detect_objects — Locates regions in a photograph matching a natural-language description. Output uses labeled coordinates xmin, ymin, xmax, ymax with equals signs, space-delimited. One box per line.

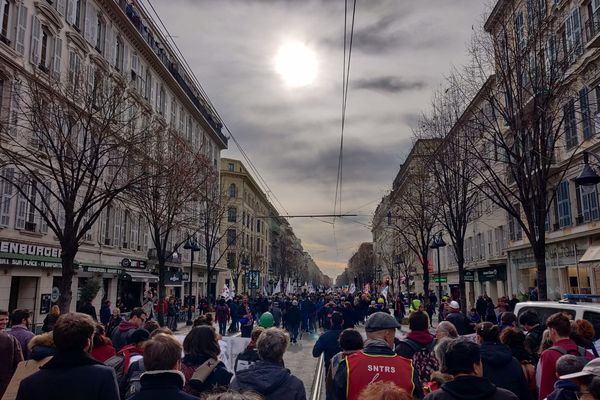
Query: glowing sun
xmin=274 ymin=41 xmax=318 ymax=87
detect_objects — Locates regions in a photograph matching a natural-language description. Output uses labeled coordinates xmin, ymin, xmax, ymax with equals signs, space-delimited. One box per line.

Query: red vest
xmin=346 ymin=351 xmax=415 ymax=400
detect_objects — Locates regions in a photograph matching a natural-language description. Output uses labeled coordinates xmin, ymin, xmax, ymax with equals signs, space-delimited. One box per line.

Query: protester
xmin=326 ymin=328 xmax=364 ymax=399
xmin=500 ymin=327 xmax=536 ymax=398
xmin=499 ymin=312 xmax=518 ymax=334
xmin=231 ymin=327 xmax=306 ymax=400
xmin=42 ymin=305 xmax=60 ymax=333
xmin=270 ymin=302 xmax=282 ymax=328
xmin=445 ymin=301 xmax=473 ymax=335
xmin=106 ymin=307 xmax=122 ymax=335
xmin=100 ymin=300 xmax=112 ymax=326
xmin=91 ymin=324 xmax=116 ymax=363
xmin=518 ymin=310 xmax=545 ymax=364
xmin=27 ymin=332 xmax=56 ymax=362
xmin=396 ymin=311 xmax=439 ymax=385
xmin=436 ymin=321 xmax=458 ymax=341
xmin=476 ymin=322 xmax=530 ymax=400
xmin=424 ymin=337 xmax=519 ymax=400
xmin=539 ymin=313 xmax=595 ymax=400
xmin=166 ymin=297 xmax=178 ymax=332
xmin=181 ymin=325 xmax=232 ymax=395
xmin=332 ymin=312 xmax=422 ymax=400
xmin=469 ymin=308 xmax=481 ymax=324
xmin=15 ymin=312 xmax=119 ymax=400
xmin=239 ymin=296 xmax=254 ymax=338
xmin=0 ymin=328 xmax=22 ymax=397
xmin=127 ymin=333 xmax=196 ymax=400
xmin=235 ymin=327 xmax=264 ymax=373
xmin=216 ymin=298 xmax=231 ymax=336
xmin=359 ymin=381 xmax=412 ymax=400
xmin=557 ymin=357 xmax=600 ymax=400
xmin=143 ymin=320 xmax=160 ymax=335
xmin=423 ymin=338 xmax=455 ymax=394
xmin=203 ymin=390 xmax=265 ymax=400
xmin=572 ymin=320 xmax=599 ymax=358
xmin=286 ymin=300 xmax=302 ymax=343
xmin=546 ymin=355 xmax=588 ymax=400
xmin=312 ymin=311 xmax=343 ymax=370
xmin=0 ymin=309 xmax=9 ymax=330
xmin=111 ymin=307 xmax=147 ymax=351
xmin=9 ymin=310 xmax=34 ymax=360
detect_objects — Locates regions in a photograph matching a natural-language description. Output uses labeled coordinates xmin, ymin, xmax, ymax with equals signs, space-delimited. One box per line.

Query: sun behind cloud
xmin=274 ymin=40 xmax=318 ymax=87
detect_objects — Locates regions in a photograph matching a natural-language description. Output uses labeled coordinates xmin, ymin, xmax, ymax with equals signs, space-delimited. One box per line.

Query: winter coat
xmin=480 ymin=342 xmax=531 ymax=400
xmin=0 ymin=331 xmax=22 ymax=398
xmin=424 ymin=375 xmax=519 ymax=400
xmin=15 ymin=351 xmax=119 ymax=400
xmin=9 ymin=326 xmax=34 ymax=360
xmin=41 ymin=314 xmax=59 ymax=333
xmin=78 ymin=302 xmax=98 ymax=321
xmin=445 ymin=311 xmax=474 ymax=336
xmin=100 ymin=305 xmax=112 ymax=326
xmin=91 ymin=336 xmax=116 ymax=363
xmin=271 ymin=306 xmax=282 ymax=327
xmin=312 ymin=328 xmax=342 ymax=370
xmin=230 ymin=360 xmax=306 ymax=400
xmin=27 ymin=333 xmax=56 ymax=361
xmin=524 ymin=325 xmax=545 ymax=364
xmin=106 ymin=316 xmax=122 ymax=336
xmin=215 ymin=305 xmax=230 ymax=323
xmin=124 ymin=370 xmax=196 ymax=400
xmin=546 ymin=379 xmax=580 ymax=400
xmin=111 ymin=320 xmax=138 ymax=351
xmin=286 ymin=306 xmax=302 ymax=327
xmin=180 ymin=354 xmax=233 ymax=395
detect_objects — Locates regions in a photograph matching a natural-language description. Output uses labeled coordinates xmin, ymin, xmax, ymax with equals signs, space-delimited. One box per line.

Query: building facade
xmin=0 ymin=0 xmax=226 ymax=328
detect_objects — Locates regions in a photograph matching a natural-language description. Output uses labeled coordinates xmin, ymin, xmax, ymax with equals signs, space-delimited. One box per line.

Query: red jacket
xmin=538 ymin=338 xmax=594 ymax=400
xmin=91 ymin=337 xmax=116 ymax=363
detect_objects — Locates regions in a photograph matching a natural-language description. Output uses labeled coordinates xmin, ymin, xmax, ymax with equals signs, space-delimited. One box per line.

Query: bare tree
xmin=458 ymin=2 xmax=585 ymax=300
xmin=0 ymin=71 xmax=149 ymax=312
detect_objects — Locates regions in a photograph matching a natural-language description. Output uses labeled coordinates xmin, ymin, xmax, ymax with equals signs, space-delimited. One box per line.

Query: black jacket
xmin=312 ymin=328 xmax=342 ymax=370
xmin=15 ymin=351 xmax=119 ymax=400
xmin=445 ymin=311 xmax=473 ymax=335
xmin=286 ymin=306 xmax=302 ymax=326
xmin=128 ymin=371 xmax=196 ymax=400
xmin=332 ymin=339 xmax=422 ymax=400
xmin=546 ymin=379 xmax=580 ymax=400
xmin=230 ymin=360 xmax=306 ymax=400
xmin=524 ymin=325 xmax=545 ymax=364
xmin=480 ymin=342 xmax=530 ymax=400
xmin=424 ymin=375 xmax=519 ymax=400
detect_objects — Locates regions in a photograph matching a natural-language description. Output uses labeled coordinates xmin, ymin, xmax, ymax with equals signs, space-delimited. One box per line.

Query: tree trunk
xmin=457 ymin=259 xmax=467 ymax=315
xmin=533 ymin=244 xmax=548 ymax=301
xmin=157 ymin=261 xmax=166 ymax=326
xmin=57 ymin=245 xmax=78 ymax=314
xmin=422 ymin=253 xmax=430 ymax=303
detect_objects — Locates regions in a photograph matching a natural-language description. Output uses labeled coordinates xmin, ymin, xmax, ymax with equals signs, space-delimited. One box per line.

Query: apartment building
xmin=0 ymin=0 xmax=227 ymax=326
xmin=219 ymin=158 xmax=272 ymax=293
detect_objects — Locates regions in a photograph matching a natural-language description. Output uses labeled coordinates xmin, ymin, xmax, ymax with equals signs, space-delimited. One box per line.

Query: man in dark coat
xmin=16 ymin=312 xmax=119 ymax=400
xmin=0 ymin=330 xmax=22 ymax=397
xmin=286 ymin=300 xmax=302 ymax=343
xmin=312 ymin=312 xmax=343 ymax=370
xmin=445 ymin=301 xmax=474 ymax=336
xmin=518 ymin=310 xmax=545 ymax=364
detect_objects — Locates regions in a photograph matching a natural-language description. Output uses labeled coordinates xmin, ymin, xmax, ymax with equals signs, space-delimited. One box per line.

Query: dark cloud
xmin=352 ymin=76 xmax=426 ymax=93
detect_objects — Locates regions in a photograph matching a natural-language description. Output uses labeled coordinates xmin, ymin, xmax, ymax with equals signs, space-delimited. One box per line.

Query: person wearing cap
xmin=546 ymin=355 xmax=589 ymax=400
xmin=556 ymin=357 xmax=600 ymax=400
xmin=445 ymin=301 xmax=473 ymax=336
xmin=332 ymin=312 xmax=422 ymax=400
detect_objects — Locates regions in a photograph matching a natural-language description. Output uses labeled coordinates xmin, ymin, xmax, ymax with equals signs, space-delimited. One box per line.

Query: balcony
xmin=585 ymin=10 xmax=600 ymax=48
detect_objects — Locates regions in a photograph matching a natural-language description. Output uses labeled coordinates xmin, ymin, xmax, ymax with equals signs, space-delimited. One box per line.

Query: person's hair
xmin=409 ymin=311 xmax=429 ymax=331
xmin=339 ymin=328 xmax=364 ymax=351
xmin=555 ymin=354 xmax=588 ymax=376
xmin=436 ymin=321 xmax=458 ymax=339
xmin=575 ymin=319 xmax=596 ymax=340
xmin=202 ymin=390 xmax=264 ymax=400
xmin=539 ymin=329 xmax=553 ymax=354
xmin=257 ymin=328 xmax=289 ymax=362
xmin=194 ymin=314 xmax=214 ymax=327
xmin=434 ymin=337 xmax=455 ymax=373
xmin=588 ymin=376 xmax=600 ymax=400
xmin=499 ymin=327 xmax=526 ymax=348
xmin=476 ymin=322 xmax=500 ymax=343
xmin=50 ymin=305 xmax=60 ymax=317
xmin=546 ymin=313 xmax=572 ymax=337
xmin=444 ymin=337 xmax=481 ymax=375
xmin=500 ymin=312 xmax=517 ymax=326
xmin=129 ymin=307 xmax=147 ymax=320
xmin=251 ymin=327 xmax=265 ymax=343
xmin=112 ymin=307 xmax=121 ymax=315
xmin=143 ymin=320 xmax=160 ymax=334
xmin=518 ymin=310 xmax=540 ymax=327
xmin=149 ymin=327 xmax=173 ymax=338
xmin=53 ymin=312 xmax=95 ymax=352
xmin=10 ymin=309 xmax=30 ymax=326
xmin=183 ymin=326 xmax=220 ymax=360
xmin=331 ymin=311 xmax=344 ymax=328
xmin=358 ymin=381 xmax=412 ymax=400
xmin=143 ymin=333 xmax=183 ymax=371
xmin=93 ymin=324 xmax=106 ymax=348
xmin=0 ymin=310 xmax=8 ymax=316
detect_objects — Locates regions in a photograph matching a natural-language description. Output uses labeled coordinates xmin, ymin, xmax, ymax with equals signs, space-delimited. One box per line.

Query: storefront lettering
xmin=0 ymin=258 xmax=60 ymax=268
xmin=0 ymin=241 xmax=60 ymax=258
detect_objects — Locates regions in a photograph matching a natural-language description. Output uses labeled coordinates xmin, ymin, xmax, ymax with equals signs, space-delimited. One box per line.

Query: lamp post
xmin=394 ymin=254 xmax=405 ymax=301
xmin=241 ymin=256 xmax=250 ymax=294
xmin=573 ymin=152 xmax=600 ymax=186
xmin=430 ymin=232 xmax=446 ymax=306
xmin=184 ymin=235 xmax=201 ymax=326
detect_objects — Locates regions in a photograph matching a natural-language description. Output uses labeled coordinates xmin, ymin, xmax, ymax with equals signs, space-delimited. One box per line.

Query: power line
xmin=141 ymin=0 xmax=289 ymax=217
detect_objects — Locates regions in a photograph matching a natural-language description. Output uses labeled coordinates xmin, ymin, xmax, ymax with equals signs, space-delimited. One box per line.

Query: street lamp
xmin=430 ymin=232 xmax=446 ymax=307
xmin=183 ymin=235 xmax=201 ymax=326
xmin=241 ymin=256 xmax=250 ymax=294
xmin=573 ymin=152 xmax=600 ymax=186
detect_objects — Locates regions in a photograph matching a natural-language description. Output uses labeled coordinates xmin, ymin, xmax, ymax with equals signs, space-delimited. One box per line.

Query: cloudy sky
xmin=152 ymin=0 xmax=490 ymax=280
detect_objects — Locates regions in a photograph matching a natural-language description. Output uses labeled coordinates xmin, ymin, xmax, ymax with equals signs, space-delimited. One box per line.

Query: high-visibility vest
xmin=345 ymin=351 xmax=415 ymax=400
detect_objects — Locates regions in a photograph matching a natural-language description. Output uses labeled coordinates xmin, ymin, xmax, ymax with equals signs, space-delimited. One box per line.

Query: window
xmin=30 ymin=14 xmax=41 ymax=66
xmin=54 ymin=0 xmax=66 ymax=16
xmin=579 ymin=184 xmax=600 ymax=223
xmin=95 ymin=14 xmax=105 ymax=53
xmin=115 ymin=36 xmax=124 ymax=71
xmin=508 ymin=205 xmax=523 ymax=241
xmin=39 ymin=27 xmax=49 ymax=71
xmin=122 ymin=210 xmax=129 ymax=248
xmin=103 ymin=206 xmax=112 ymax=245
xmin=0 ymin=166 xmax=14 ymax=227
xmin=84 ymin=2 xmax=97 ymax=46
xmin=256 ymin=219 xmax=260 ymax=233
xmin=1 ymin=0 xmax=11 ymax=44
xmin=564 ymin=99 xmax=578 ymax=149
xmin=228 ymin=163 xmax=234 ymax=172
xmin=170 ymin=99 xmax=177 ymax=127
xmin=227 ymin=229 xmax=236 ymax=246
xmin=515 ymin=11 xmax=525 ymax=49
xmin=228 ymin=207 xmax=237 ymax=223
xmin=565 ymin=7 xmax=583 ymax=63
xmin=74 ymin=0 xmax=82 ymax=30
xmin=556 ymin=180 xmax=572 ymax=228
xmin=15 ymin=4 xmax=26 ymax=54
xmin=228 ymin=183 xmax=237 ymax=198
xmin=178 ymin=106 xmax=184 ymax=133
xmin=158 ymin=86 xmax=165 ymax=115
xmin=68 ymin=49 xmax=81 ymax=88
xmin=581 ymin=87 xmax=593 ymax=139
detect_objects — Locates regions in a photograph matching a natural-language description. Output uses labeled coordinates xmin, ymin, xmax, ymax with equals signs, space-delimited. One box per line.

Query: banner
xmin=273 ymin=279 xmax=282 ymax=295
xmin=286 ymin=278 xmax=293 ymax=295
xmin=349 ymin=283 xmax=356 ymax=295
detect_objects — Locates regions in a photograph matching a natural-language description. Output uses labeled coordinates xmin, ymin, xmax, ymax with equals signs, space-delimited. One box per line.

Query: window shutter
xmin=15 ymin=5 xmax=27 ymax=54
xmin=572 ymin=8 xmax=582 ymax=56
xmin=52 ymin=37 xmax=62 ymax=78
xmin=122 ymin=42 xmax=129 ymax=73
xmin=0 ymin=167 xmax=14 ymax=227
xmin=15 ymin=176 xmax=27 ymax=229
xmin=111 ymin=29 xmax=117 ymax=66
xmin=113 ymin=208 xmax=121 ymax=246
xmin=66 ymin=0 xmax=76 ymax=24
xmin=30 ymin=15 xmax=41 ymax=65
xmin=104 ymin=24 xmax=113 ymax=64
xmin=38 ymin=183 xmax=49 ymax=233
xmin=84 ymin=1 xmax=92 ymax=43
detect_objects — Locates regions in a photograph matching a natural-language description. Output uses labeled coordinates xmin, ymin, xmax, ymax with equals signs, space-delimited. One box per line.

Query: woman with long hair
xmin=42 ymin=305 xmax=60 ymax=332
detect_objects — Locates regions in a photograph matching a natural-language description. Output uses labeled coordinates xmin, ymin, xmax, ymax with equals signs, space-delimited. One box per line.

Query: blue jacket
xmin=128 ymin=371 xmax=196 ymax=400
xmin=312 ymin=328 xmax=342 ymax=370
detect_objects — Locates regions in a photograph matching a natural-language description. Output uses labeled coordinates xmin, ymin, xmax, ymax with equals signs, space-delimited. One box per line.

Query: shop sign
xmin=165 ymin=271 xmax=183 ymax=286
xmin=478 ymin=265 xmax=507 ymax=282
xmin=51 ymin=287 xmax=60 ymax=302
xmin=40 ymin=294 xmax=51 ymax=314
xmin=464 ymin=271 xmax=475 ymax=282
xmin=120 ymin=258 xmax=147 ymax=269
xmin=432 ymin=275 xmax=447 ymax=283
xmin=83 ymin=266 xmax=121 ymax=274
xmin=0 ymin=258 xmax=61 ymax=268
xmin=182 ymin=273 xmax=190 ymax=281
xmin=247 ymin=271 xmax=260 ymax=289
xmin=0 ymin=240 xmax=61 ymax=258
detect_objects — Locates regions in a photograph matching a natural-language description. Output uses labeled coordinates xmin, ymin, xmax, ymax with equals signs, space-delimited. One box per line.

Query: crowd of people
xmin=1 ymin=289 xmax=600 ymax=400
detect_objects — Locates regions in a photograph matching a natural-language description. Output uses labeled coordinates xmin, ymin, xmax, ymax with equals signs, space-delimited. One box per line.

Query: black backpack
xmin=548 ymin=345 xmax=587 ymax=357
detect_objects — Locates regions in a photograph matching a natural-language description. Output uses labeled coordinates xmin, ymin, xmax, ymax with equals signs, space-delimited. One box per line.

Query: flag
xmin=381 ymin=285 xmax=389 ymax=299
xmin=286 ymin=278 xmax=293 ymax=295
xmin=308 ymin=283 xmax=315 ymax=294
xmin=273 ymin=279 xmax=282 ymax=295
xmin=227 ymin=284 xmax=235 ymax=301
xmin=349 ymin=283 xmax=356 ymax=295
xmin=221 ymin=284 xmax=230 ymax=299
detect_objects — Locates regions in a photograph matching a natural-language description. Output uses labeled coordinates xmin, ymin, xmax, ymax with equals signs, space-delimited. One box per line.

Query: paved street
xmin=284 ymin=330 xmax=321 ymax=395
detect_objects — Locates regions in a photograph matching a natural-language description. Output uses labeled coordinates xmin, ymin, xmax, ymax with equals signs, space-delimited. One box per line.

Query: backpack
xmin=105 ymin=346 xmax=140 ymax=380
xmin=400 ymin=338 xmax=439 ymax=384
xmin=548 ymin=345 xmax=587 ymax=357
xmin=124 ymin=359 xmax=145 ymax=399
xmin=520 ymin=360 xmax=537 ymax=400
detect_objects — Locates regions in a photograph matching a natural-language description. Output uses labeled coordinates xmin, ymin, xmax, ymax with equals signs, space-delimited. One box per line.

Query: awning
xmin=119 ymin=271 xmax=159 ymax=283
xmin=579 ymin=245 xmax=600 ymax=263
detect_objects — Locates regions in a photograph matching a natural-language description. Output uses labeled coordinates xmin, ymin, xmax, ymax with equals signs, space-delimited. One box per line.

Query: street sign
xmin=50 ymin=287 xmax=60 ymax=303
xmin=247 ymin=271 xmax=260 ymax=289
xmin=464 ymin=271 xmax=475 ymax=282
xmin=432 ymin=276 xmax=447 ymax=283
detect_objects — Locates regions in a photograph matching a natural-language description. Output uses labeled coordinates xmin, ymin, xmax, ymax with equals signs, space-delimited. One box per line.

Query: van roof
xmin=515 ymin=301 xmax=600 ymax=310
